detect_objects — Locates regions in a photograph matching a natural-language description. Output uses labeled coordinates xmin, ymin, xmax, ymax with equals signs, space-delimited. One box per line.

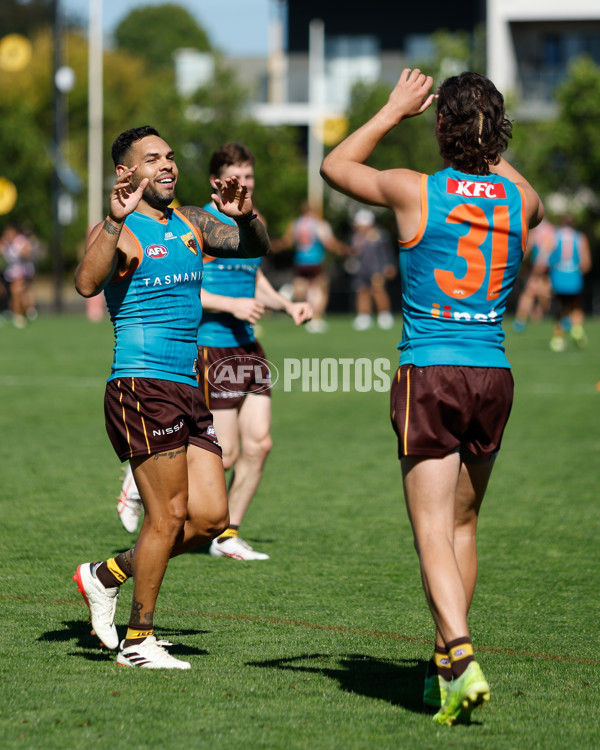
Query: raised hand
xmin=387 ymin=68 xmax=437 ymax=120
xmin=109 ymin=166 xmax=149 ymax=222
xmin=212 ymin=176 xmax=253 ymax=219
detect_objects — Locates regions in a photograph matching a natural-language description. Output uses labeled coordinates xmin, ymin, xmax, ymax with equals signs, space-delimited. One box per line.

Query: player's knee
xmin=261 ymin=433 xmax=273 ymax=459
xmin=145 ymin=496 xmax=187 ymax=538
xmin=203 ymin=509 xmax=230 ymax=539
xmin=168 ymin=496 xmax=189 ymax=529
xmin=244 ymin=433 xmax=272 ymax=463
xmin=221 ymin=445 xmax=240 ymax=471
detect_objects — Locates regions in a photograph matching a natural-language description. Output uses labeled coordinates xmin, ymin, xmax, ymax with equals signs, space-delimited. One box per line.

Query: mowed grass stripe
xmin=4 ymin=592 xmax=598 ymax=667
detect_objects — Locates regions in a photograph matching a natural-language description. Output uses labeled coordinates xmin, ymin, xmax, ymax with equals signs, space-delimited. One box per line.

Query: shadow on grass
xmin=38 ymin=620 xmax=210 ymax=660
xmin=248 ymin=653 xmax=429 ymax=713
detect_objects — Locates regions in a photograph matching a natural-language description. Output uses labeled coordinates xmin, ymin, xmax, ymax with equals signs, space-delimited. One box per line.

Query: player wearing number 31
xmin=321 ymin=69 xmax=543 ymax=725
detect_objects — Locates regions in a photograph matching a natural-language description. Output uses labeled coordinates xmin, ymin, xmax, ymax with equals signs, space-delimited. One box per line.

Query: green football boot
xmin=432 ymin=661 xmax=490 ymax=725
xmin=423 ymin=673 xmax=450 ymax=709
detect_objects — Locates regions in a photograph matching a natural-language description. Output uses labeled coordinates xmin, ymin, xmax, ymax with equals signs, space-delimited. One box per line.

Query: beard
xmin=129 ymin=172 xmax=175 ymax=209
xmin=142 ymin=181 xmax=175 ymax=210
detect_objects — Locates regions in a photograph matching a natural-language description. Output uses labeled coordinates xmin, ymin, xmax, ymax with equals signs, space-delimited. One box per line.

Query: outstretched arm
xmin=75 ymin=166 xmax=148 ymax=297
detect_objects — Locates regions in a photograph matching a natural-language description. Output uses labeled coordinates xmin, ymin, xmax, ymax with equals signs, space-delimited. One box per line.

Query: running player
xmin=277 ymin=201 xmax=345 ymax=333
xmin=321 ymin=70 xmax=543 ymax=724
xmin=512 ymin=217 xmax=555 ymax=332
xmin=73 ymin=126 xmax=270 ymax=669
xmin=543 ymin=215 xmax=592 ymax=351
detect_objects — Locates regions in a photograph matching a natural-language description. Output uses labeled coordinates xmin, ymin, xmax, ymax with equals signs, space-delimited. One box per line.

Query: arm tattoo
xmin=102 ymin=219 xmax=121 ymax=236
xmin=179 ymin=204 xmax=270 ymax=259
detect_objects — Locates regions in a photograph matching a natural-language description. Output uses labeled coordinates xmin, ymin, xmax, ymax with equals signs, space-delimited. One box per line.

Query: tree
xmin=510 ymin=55 xmax=600 ymax=246
xmin=0 ymin=15 xmax=308 ymax=268
xmin=0 ymin=0 xmax=53 ymax=36
xmin=113 ymin=3 xmax=212 ymax=71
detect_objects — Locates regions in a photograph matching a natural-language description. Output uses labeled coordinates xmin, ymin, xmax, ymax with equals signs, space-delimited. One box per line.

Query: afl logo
xmin=145 ymin=244 xmax=168 ymax=259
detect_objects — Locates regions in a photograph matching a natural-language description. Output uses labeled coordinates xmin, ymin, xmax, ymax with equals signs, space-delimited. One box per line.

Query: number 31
xmin=434 ymin=204 xmax=511 ymax=301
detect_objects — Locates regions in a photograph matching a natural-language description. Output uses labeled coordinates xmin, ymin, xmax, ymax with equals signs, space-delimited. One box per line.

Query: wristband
xmin=234 ymin=212 xmax=257 ymax=226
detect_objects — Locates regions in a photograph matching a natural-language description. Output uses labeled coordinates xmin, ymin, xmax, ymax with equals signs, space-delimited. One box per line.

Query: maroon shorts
xmin=294 ymin=264 xmax=324 ymax=279
xmin=104 ymin=377 xmax=222 ymax=462
xmin=390 ymin=365 xmax=514 ymax=460
xmin=198 ymin=341 xmax=272 ymax=411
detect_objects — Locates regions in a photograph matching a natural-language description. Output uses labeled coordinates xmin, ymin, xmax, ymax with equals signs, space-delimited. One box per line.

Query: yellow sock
xmin=433 ymin=648 xmax=452 ymax=680
xmin=219 ymin=527 xmax=239 ymax=539
xmin=125 ymin=627 xmax=154 ymax=643
xmin=447 ymin=638 xmax=474 ymax=679
xmin=106 ymin=557 xmax=129 ymax=585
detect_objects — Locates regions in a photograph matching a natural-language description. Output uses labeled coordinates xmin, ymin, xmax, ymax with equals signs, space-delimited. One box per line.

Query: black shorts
xmin=104 ymin=377 xmax=222 ymax=462
xmin=198 ymin=341 xmax=272 ymax=411
xmin=390 ymin=364 xmax=514 ymax=460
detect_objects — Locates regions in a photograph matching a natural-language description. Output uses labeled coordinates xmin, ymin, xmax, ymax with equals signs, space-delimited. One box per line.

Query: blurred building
xmin=220 ymin=0 xmax=600 ymax=125
xmin=487 ymin=0 xmax=600 ymax=120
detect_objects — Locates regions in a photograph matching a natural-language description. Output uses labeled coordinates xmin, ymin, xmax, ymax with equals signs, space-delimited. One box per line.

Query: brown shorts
xmin=198 ymin=341 xmax=272 ymax=411
xmin=104 ymin=377 xmax=222 ymax=462
xmin=390 ymin=365 xmax=514 ymax=460
xmin=294 ymin=264 xmax=324 ymax=279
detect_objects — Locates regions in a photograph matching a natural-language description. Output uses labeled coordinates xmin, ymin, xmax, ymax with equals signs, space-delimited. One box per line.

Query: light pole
xmin=51 ymin=0 xmax=66 ymax=312
xmin=307 ymin=19 xmax=325 ymax=214
xmin=88 ymin=0 xmax=103 ymax=229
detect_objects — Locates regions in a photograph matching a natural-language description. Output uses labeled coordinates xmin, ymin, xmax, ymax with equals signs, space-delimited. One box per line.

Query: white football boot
xmin=117 ymin=462 xmax=142 ymax=533
xmin=117 ymin=637 xmax=191 ymax=669
xmin=73 ymin=562 xmax=119 ymax=650
xmin=209 ymin=536 xmax=270 ymax=561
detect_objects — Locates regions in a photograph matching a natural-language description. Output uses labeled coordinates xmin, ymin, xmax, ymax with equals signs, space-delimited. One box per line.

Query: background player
xmin=276 ymin=201 xmax=345 ymax=333
xmin=347 ymin=208 xmax=397 ymax=331
xmin=512 ymin=217 xmax=555 ymax=332
xmin=199 ymin=142 xmax=312 ymax=560
xmin=543 ymin=214 xmax=592 ymax=351
xmin=321 ymin=69 xmax=543 ymax=724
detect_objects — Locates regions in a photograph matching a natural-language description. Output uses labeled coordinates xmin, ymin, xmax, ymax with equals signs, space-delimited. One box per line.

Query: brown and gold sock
xmin=446 ymin=637 xmax=475 ymax=679
xmin=426 ymin=644 xmax=452 ymax=680
xmin=94 ymin=552 xmax=133 ymax=588
xmin=123 ymin=626 xmax=154 ymax=648
xmin=216 ymin=525 xmax=239 ymax=544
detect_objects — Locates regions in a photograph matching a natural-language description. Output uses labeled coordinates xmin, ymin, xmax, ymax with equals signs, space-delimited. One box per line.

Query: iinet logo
xmin=446 ymin=178 xmax=506 ymax=199
xmin=431 ymin=303 xmax=498 ymax=322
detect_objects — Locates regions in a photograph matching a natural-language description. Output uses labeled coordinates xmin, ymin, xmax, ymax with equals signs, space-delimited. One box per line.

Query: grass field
xmin=1 ymin=310 xmax=598 ymax=749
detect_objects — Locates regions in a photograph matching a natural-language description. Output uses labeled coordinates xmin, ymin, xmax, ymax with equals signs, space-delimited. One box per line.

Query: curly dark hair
xmin=111 ymin=126 xmax=161 ymax=167
xmin=436 ymin=72 xmax=512 ymax=175
xmin=209 ymin=141 xmax=255 ymax=178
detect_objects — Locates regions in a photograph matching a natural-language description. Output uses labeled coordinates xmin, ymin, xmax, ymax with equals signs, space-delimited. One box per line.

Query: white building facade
xmin=487 ymin=0 xmax=600 ymax=117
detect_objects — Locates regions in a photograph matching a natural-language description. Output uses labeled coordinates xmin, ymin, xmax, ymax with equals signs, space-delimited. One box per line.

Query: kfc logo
xmin=447 ymin=178 xmax=506 ymax=199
